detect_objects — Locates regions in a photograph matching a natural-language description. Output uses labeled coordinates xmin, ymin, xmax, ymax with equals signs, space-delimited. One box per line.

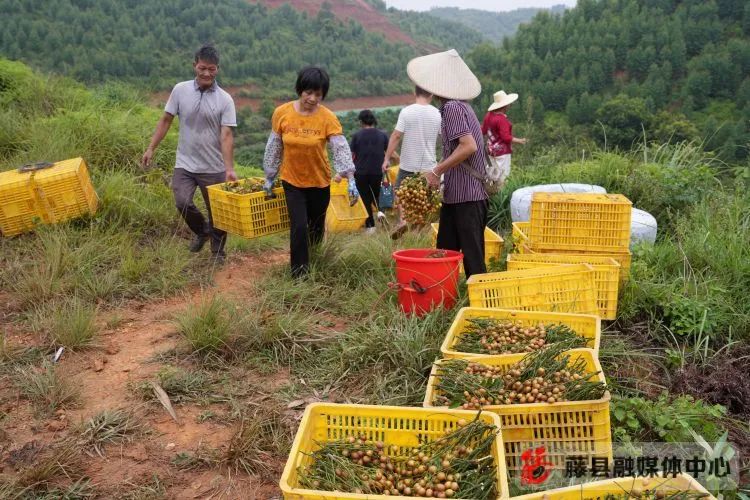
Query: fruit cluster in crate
xmin=441 ymin=308 xmax=601 ymax=359
xmin=280 ymin=403 xmax=509 ymax=500
xmin=429 ymin=344 xmax=606 ymax=410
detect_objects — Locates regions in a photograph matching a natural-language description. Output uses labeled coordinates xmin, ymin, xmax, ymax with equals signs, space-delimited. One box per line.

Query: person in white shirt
xmin=382 ymin=86 xmax=441 ymax=239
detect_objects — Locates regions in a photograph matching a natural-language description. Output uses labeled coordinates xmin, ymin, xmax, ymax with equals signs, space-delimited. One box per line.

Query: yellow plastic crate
xmin=424 ymin=349 xmax=611 ymax=479
xmin=431 ymin=223 xmax=504 ymax=269
xmin=511 ymin=474 xmax=713 ymax=500
xmin=387 ymin=165 xmax=399 ymax=185
xmin=507 ymin=255 xmax=620 ymax=321
xmin=0 ymin=169 xmax=42 ymax=236
xmin=512 ymin=221 xmax=533 ymax=254
xmin=511 ymin=221 xmax=631 ymax=282
xmin=467 ymin=264 xmax=599 ymax=316
xmin=32 ymin=158 xmax=98 ymax=224
xmin=326 ymin=195 xmax=368 ymax=232
xmin=440 ymin=307 xmax=601 ymax=359
xmin=329 ymin=178 xmax=350 ymax=196
xmin=280 ymin=402 xmax=510 ymax=499
xmin=0 ymin=158 xmax=98 ymax=237
xmin=529 ymin=193 xmax=632 ymax=253
xmin=206 ymin=178 xmax=289 ymax=239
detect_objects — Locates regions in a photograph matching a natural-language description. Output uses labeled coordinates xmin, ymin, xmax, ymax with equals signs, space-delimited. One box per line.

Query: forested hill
xmin=427 ymin=5 xmax=567 ymax=44
xmin=468 ymin=0 xmax=750 ymax=162
xmin=0 ymin=0 xmax=482 ymax=98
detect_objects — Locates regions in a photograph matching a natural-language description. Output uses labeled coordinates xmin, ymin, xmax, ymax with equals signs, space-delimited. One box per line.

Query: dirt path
xmin=1 ymin=251 xmax=291 ymax=498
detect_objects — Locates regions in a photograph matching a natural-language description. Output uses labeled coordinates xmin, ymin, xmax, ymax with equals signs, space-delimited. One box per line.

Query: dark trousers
xmin=355 ymin=173 xmax=382 ymax=228
xmin=436 ymin=199 xmax=488 ymax=279
xmin=171 ymin=168 xmax=227 ymax=254
xmin=282 ymin=180 xmax=330 ymax=277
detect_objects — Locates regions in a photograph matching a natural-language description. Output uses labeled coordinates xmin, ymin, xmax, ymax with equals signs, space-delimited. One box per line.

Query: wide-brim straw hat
xmin=406 ymin=49 xmax=481 ymax=100
xmin=488 ymin=90 xmax=518 ymax=112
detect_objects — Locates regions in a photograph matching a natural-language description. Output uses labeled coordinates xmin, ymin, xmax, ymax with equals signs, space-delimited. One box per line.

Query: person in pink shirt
xmin=481 ymin=90 xmax=527 ymax=185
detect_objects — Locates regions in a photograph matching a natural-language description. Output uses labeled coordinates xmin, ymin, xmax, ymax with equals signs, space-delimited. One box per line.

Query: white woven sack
xmin=510 ymin=183 xmax=607 ymax=222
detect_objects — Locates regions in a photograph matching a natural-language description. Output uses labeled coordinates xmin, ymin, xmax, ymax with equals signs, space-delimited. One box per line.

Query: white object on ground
xmin=510 ymin=183 xmax=607 ymax=222
xmin=630 ymin=208 xmax=657 ymax=247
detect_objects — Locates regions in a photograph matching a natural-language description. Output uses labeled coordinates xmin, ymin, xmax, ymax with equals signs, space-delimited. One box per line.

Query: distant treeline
xmin=468 ymin=0 xmax=750 ymax=162
xmin=0 ymin=0 xmax=484 ymax=97
xmin=427 ymin=5 xmax=567 ymax=44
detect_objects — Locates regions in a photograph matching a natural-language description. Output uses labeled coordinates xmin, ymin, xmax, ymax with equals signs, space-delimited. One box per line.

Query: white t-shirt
xmin=395 ymin=103 xmax=441 ymax=173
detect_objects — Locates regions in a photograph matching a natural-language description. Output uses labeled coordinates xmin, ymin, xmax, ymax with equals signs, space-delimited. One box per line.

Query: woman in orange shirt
xmin=263 ymin=66 xmax=358 ymax=278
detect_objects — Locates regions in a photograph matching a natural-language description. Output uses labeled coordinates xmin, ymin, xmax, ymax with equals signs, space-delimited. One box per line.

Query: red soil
xmin=251 ymin=0 xmax=416 ymax=45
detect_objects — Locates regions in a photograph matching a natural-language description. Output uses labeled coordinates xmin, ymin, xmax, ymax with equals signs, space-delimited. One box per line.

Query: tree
xmin=653 ymin=111 xmax=699 ymax=144
xmin=594 ymin=94 xmax=653 ymax=150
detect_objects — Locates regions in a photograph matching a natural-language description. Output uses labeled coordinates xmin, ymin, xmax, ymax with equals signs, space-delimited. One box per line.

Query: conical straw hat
xmin=406 ymin=49 xmax=481 ymax=100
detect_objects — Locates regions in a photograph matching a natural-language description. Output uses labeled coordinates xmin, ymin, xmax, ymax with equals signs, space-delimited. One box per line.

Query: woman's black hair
xmin=295 ymin=66 xmax=330 ymax=100
xmin=358 ymin=109 xmax=377 ymax=126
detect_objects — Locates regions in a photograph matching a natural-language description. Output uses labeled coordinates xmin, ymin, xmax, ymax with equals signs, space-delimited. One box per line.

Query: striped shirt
xmin=440 ymin=100 xmax=487 ymax=204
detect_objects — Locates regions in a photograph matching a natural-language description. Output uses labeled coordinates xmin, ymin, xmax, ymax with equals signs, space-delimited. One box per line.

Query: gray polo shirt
xmin=165 ymin=80 xmax=237 ymax=174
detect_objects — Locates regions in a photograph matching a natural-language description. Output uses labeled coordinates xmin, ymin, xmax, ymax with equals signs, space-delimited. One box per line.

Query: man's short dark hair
xmin=195 ymin=45 xmax=219 ymax=65
xmin=415 ymin=85 xmax=432 ymax=98
xmin=358 ymin=109 xmax=377 ymax=126
xmin=295 ymin=66 xmax=330 ymax=100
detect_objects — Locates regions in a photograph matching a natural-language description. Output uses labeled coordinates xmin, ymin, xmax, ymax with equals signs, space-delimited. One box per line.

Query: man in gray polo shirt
xmin=141 ymin=45 xmax=237 ymax=262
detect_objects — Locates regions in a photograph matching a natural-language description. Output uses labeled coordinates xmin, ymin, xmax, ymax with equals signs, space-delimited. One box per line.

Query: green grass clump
xmin=138 ymin=366 xmax=216 ymax=405
xmin=14 ymin=362 xmax=81 ymax=416
xmin=224 ymin=406 xmax=292 ymax=477
xmin=49 ymin=298 xmax=98 ymax=349
xmin=79 ymin=408 xmax=146 ymax=457
xmin=304 ymin=303 xmax=457 ymax=406
xmin=176 ymin=295 xmax=233 ymax=354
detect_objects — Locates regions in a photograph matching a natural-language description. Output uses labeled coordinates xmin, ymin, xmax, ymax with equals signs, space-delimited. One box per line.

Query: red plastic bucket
xmin=392 ymin=248 xmax=463 ymax=316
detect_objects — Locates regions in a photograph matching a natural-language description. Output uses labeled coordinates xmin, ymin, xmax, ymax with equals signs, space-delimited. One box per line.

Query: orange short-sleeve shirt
xmin=272 ymin=101 xmax=343 ymax=188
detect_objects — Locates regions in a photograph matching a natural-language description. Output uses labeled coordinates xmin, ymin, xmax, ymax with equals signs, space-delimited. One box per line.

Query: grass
xmin=175 ymin=294 xmax=233 ymax=354
xmin=119 ymin=475 xmax=168 ymax=500
xmin=136 ymin=366 xmax=217 ymax=405
xmin=14 ymin=362 xmax=80 ymax=416
xmin=171 ymin=445 xmax=221 ymax=471
xmin=0 ymin=332 xmax=45 ymax=376
xmin=223 ymin=405 xmax=292 ymax=477
xmin=302 ymin=303 xmax=459 ymax=406
xmin=10 ymin=441 xmax=84 ymax=493
xmin=79 ymin=408 xmax=146 ymax=457
xmin=49 ymin=298 xmax=98 ymax=349
xmin=0 ymin=478 xmax=94 ymax=500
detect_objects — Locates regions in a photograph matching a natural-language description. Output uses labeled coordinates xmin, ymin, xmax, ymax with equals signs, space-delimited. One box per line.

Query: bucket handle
xmin=389 ymin=269 xmax=456 ymax=295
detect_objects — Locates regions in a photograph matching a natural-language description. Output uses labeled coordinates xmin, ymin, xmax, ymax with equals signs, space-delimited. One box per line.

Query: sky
xmin=384 ymin=0 xmax=576 ymax=11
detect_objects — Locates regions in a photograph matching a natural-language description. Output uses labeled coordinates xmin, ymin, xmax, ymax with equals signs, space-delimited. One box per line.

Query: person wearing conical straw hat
xmin=482 ymin=90 xmax=527 ymax=185
xmin=409 ymin=49 xmax=488 ymax=278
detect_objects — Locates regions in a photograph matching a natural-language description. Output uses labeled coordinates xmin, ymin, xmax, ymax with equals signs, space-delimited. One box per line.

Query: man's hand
xmin=140 ymin=148 xmax=154 ymax=170
xmin=225 ymin=168 xmax=238 ymax=182
xmin=333 ymin=173 xmax=343 ymax=183
xmin=425 ymin=169 xmax=440 ymax=190
xmin=381 ymin=159 xmax=389 ymax=173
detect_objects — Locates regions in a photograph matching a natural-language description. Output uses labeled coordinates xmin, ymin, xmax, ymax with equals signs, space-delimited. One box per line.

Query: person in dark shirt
xmin=350 ymin=109 xmax=389 ymax=233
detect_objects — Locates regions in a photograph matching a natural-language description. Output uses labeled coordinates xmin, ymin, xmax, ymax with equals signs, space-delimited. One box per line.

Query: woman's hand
xmin=334 ymin=173 xmax=343 ymax=183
